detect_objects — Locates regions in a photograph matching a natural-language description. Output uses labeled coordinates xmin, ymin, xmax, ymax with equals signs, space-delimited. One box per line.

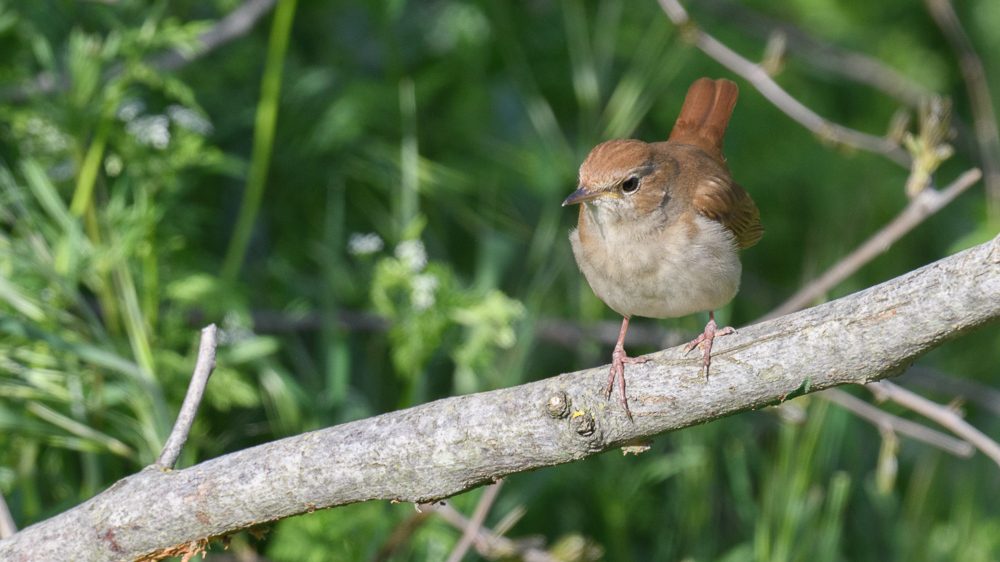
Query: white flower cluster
xmin=348 ymin=232 xmax=384 ymax=255
xmin=117 ymin=99 xmax=146 ymax=122
xmin=117 ymin=100 xmax=213 ymax=150
xmin=410 ymin=273 xmax=438 ymax=311
xmin=349 ymin=234 xmax=439 ymax=312
xmin=395 ymin=240 xmax=438 ymax=311
xmin=104 ymin=154 xmax=123 ymax=177
xmin=24 ymin=117 xmax=69 ymax=153
xmin=125 ymin=115 xmax=170 ymax=149
xmin=395 ymin=239 xmax=427 ymax=273
xmin=167 ymin=104 xmax=214 ymax=135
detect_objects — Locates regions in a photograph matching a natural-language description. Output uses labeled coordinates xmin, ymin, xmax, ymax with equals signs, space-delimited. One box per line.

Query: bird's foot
xmin=683 ymin=317 xmax=735 ymax=379
xmin=605 ymin=344 xmax=647 ymax=422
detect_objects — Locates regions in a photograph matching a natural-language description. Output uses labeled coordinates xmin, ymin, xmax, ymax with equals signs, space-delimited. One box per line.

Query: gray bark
xmin=2 ymin=235 xmax=999 ymax=561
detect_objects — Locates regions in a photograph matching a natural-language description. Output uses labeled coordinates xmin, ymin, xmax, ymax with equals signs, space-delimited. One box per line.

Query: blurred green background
xmin=1 ymin=0 xmax=999 ymax=559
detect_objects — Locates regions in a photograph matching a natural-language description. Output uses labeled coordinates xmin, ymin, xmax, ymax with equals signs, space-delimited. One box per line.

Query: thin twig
xmin=822 ymin=388 xmax=973 ymax=457
xmin=1 ymin=0 xmax=277 ymax=102
xmin=698 ymin=0 xmax=932 ymax=108
xmin=152 ymin=0 xmax=277 ymax=70
xmin=243 ymin=308 xmax=388 ymax=333
xmin=244 ymin=309 xmax=689 ymax=350
xmin=424 ymin=502 xmax=559 ymax=562
xmin=0 ymin=492 xmax=16 ymax=539
xmin=656 ymin=0 xmax=911 ymax=167
xmin=538 ymin=318 xmax=688 ymax=350
xmin=373 ymin=511 xmax=432 ymax=562
xmin=692 ymin=0 xmax=979 ymax=161
xmin=760 ymin=168 xmax=981 ymax=321
xmin=445 ymin=480 xmax=505 ymax=562
xmin=155 ymin=324 xmax=218 ymax=470
xmin=903 ymin=367 xmax=1000 ymax=417
xmin=868 ymin=380 xmax=1000 ymax=469
xmin=925 ymin=0 xmax=1000 ymax=220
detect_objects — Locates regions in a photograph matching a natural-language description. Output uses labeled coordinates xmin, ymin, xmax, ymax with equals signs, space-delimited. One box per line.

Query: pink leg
xmin=605 ymin=316 xmax=647 ymax=421
xmin=683 ymin=311 xmax=735 ymax=379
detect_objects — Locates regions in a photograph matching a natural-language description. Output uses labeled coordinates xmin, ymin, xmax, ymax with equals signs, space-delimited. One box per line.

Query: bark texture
xmin=2 ymin=235 xmax=999 ymax=561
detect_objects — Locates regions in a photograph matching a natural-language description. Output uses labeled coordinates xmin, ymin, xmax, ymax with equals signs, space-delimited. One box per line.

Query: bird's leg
xmin=683 ymin=311 xmax=735 ymax=379
xmin=605 ymin=316 xmax=647 ymax=421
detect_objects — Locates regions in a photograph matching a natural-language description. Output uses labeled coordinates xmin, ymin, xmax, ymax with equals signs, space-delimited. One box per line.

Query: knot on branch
xmin=571 ymin=410 xmax=596 ymax=437
xmin=546 ymin=391 xmax=571 ymax=419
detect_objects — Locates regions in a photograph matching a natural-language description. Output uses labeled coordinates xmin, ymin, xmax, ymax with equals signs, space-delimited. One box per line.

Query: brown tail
xmin=667 ymin=78 xmax=738 ymax=165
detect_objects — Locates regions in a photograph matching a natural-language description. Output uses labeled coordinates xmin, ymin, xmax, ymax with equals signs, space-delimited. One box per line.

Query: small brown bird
xmin=563 ymin=78 xmax=763 ymax=420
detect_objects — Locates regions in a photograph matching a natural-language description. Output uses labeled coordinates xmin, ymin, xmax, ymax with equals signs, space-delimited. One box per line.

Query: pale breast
xmin=569 ymin=214 xmax=741 ymax=319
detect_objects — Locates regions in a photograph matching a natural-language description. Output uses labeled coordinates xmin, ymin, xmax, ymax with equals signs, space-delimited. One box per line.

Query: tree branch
xmin=245 ymin=308 xmax=689 ymax=350
xmin=422 ymin=502 xmax=559 ymax=562
xmin=656 ymin=0 xmax=912 ymax=167
xmin=761 ymin=168 xmax=981 ymax=321
xmin=0 ymin=0 xmax=276 ymax=102
xmin=868 ymin=380 xmax=1000 ymax=468
xmin=445 ymin=480 xmax=504 ymax=562
xmin=2 ymin=235 xmax=999 ymax=560
xmin=151 ymin=0 xmax=277 ymax=71
xmin=671 ymin=0 xmax=980 ymax=164
xmin=155 ymin=324 xmax=218 ymax=471
xmin=821 ymin=388 xmax=973 ymax=457
xmin=925 ymin=0 xmax=1000 ymax=219
xmin=903 ymin=367 xmax=1000 ymax=417
xmin=0 ymin=492 xmax=15 ymax=539
xmin=697 ymin=0 xmax=933 ymax=108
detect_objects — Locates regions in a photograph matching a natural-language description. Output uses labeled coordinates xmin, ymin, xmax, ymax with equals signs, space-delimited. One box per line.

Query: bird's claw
xmin=605 ymin=345 xmax=646 ymax=422
xmin=684 ymin=318 xmax=735 ymax=379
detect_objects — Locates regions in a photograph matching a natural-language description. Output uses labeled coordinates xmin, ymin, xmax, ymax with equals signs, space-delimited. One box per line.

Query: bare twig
xmin=760 ymin=168 xmax=981 ymax=321
xmin=152 ymin=0 xmax=277 ymax=70
xmin=925 ymin=0 xmax=1000 ymax=219
xmin=0 ymin=492 xmax=16 ymax=539
xmin=244 ymin=309 xmax=689 ymax=351
xmin=537 ymin=318 xmax=688 ymax=350
xmin=244 ymin=308 xmax=389 ymax=333
xmin=903 ymin=367 xmax=1000 ymax=417
xmin=154 ymin=324 xmax=218 ymax=470
xmin=445 ymin=480 xmax=505 ymax=562
xmin=698 ymin=0 xmax=932 ymax=108
xmin=691 ymin=0 xmax=979 ymax=162
xmin=656 ymin=0 xmax=911 ymax=167
xmin=821 ymin=389 xmax=973 ymax=457
xmin=1 ymin=0 xmax=276 ymax=101
xmin=373 ymin=511 xmax=432 ymax=562
xmin=425 ymin=502 xmax=559 ymax=562
xmin=868 ymin=380 xmax=1000 ymax=469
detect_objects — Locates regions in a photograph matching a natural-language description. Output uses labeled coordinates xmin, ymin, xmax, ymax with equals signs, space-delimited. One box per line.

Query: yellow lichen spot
xmin=571 ymin=410 xmax=585 ymax=418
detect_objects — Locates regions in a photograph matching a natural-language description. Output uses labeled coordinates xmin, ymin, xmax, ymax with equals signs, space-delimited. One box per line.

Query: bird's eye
xmin=622 ymin=176 xmax=639 ymax=193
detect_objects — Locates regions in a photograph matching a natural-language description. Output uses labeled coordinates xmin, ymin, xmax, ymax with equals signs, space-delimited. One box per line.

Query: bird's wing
xmin=693 ymin=178 xmax=764 ymax=250
xmin=670 ymin=77 xmax=762 ymax=249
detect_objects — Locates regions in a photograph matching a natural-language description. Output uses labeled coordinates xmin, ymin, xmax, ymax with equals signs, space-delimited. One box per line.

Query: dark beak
xmin=562 ymin=186 xmax=603 ymax=206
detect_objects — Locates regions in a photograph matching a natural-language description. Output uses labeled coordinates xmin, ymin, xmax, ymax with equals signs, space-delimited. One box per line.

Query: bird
xmin=562 ymin=77 xmax=763 ymax=421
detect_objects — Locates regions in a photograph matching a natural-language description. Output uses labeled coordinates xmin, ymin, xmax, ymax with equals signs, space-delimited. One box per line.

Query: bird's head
xmin=563 ymin=139 xmax=684 ymax=226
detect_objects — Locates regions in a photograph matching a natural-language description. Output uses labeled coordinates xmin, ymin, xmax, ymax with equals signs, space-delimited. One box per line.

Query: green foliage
xmin=267 ymin=502 xmax=398 ymax=562
xmin=369 ymin=220 xmax=525 ymax=400
xmin=1 ymin=0 xmax=999 ymax=559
